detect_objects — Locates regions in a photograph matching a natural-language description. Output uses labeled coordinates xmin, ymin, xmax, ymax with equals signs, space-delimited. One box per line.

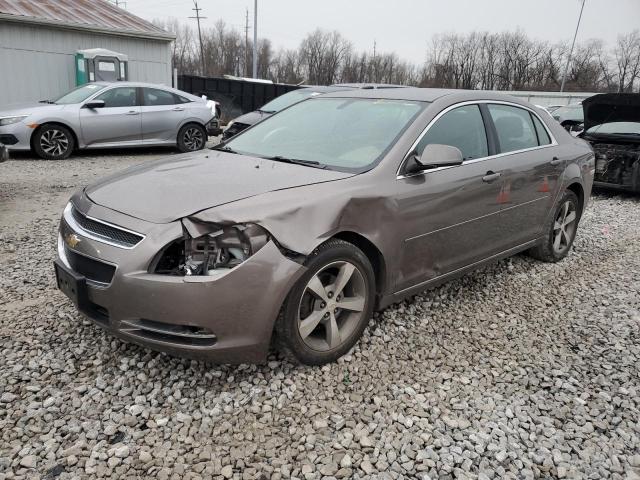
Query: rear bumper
xmin=206 ymin=119 xmax=222 ymax=137
xmin=56 ymin=197 xmax=306 ymax=364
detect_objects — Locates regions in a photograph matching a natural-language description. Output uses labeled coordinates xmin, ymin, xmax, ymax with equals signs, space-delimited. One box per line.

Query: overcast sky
xmin=127 ymin=0 xmax=639 ymax=63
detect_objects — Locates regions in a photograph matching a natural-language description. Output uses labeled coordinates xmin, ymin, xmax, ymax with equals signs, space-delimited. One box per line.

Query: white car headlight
xmin=0 ymin=115 xmax=29 ymax=126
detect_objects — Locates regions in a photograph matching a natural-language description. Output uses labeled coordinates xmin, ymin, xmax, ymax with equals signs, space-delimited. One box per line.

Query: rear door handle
xmin=126 ymin=111 xmax=140 ymax=116
xmin=550 ymin=157 xmax=561 ymax=166
xmin=482 ymin=171 xmax=502 ymax=183
xmin=172 ymin=107 xmax=185 ymax=112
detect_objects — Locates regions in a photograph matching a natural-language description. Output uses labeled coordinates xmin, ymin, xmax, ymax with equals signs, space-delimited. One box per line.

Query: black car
xmin=222 ymin=83 xmax=410 ymax=140
xmin=222 ymin=86 xmax=353 ymax=140
xmin=580 ymin=93 xmax=640 ymax=192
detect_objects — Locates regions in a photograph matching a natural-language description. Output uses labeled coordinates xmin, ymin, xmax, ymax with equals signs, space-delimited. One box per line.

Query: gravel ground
xmin=1 ymin=151 xmax=639 ymax=480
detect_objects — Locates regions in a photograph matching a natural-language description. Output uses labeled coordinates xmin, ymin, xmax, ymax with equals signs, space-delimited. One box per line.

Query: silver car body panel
xmin=0 ymin=82 xmax=214 ymax=151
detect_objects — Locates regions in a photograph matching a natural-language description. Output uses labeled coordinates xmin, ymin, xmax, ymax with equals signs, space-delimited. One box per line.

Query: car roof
xmin=332 ymin=83 xmax=410 ymax=89
xmin=295 ymin=85 xmax=355 ymax=93
xmin=92 ymin=81 xmax=174 ymax=88
xmin=320 ymin=87 xmax=537 ymax=105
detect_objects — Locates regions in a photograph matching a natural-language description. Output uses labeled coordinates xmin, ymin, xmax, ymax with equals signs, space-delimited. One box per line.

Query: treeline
xmin=155 ymin=19 xmax=640 ymax=93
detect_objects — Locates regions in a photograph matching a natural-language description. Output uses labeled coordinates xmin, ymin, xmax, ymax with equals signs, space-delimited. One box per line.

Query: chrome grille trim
xmin=63 ymin=203 xmax=145 ymax=250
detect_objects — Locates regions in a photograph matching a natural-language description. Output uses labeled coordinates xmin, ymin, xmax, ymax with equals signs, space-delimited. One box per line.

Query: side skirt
xmin=376 ymin=238 xmax=541 ymax=310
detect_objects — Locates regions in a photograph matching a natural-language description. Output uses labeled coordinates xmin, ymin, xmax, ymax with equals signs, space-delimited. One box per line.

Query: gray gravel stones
xmin=1 ymin=153 xmax=640 ymax=479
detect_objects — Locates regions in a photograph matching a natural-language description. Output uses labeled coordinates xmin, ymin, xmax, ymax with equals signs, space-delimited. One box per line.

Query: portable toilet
xmin=75 ymin=48 xmax=129 ymax=85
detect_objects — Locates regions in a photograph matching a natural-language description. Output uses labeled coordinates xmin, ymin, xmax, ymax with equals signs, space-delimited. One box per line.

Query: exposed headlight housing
xmin=0 ymin=115 xmax=28 ymax=126
xmin=154 ymin=223 xmax=269 ymax=276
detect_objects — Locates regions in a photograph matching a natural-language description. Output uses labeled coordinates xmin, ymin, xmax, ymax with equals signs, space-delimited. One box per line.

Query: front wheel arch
xmin=31 ymin=122 xmax=79 ymax=152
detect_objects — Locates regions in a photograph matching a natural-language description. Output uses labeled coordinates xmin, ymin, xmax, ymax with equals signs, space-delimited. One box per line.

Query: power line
xmin=189 ymin=0 xmax=207 ymax=76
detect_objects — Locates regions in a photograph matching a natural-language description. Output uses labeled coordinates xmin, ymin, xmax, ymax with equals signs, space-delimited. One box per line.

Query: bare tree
xmin=155 ymin=18 xmax=638 ymax=94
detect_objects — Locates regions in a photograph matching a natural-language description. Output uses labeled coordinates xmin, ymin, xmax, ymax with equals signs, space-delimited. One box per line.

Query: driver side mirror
xmin=404 ymin=144 xmax=464 ymax=175
xmin=84 ymin=100 xmax=105 ymax=109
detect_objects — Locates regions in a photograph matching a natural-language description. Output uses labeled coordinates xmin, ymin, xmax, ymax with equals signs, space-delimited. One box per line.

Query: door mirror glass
xmin=84 ymin=100 xmax=105 ymax=109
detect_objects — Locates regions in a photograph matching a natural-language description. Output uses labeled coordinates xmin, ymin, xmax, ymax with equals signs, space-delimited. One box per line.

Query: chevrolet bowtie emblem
xmin=65 ymin=233 xmax=81 ymax=248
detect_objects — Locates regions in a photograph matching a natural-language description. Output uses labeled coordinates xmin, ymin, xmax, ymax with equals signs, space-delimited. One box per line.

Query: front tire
xmin=275 ymin=239 xmax=376 ymax=365
xmin=33 ymin=124 xmax=74 ymax=160
xmin=528 ymin=190 xmax=581 ymax=262
xmin=177 ymin=124 xmax=207 ymax=152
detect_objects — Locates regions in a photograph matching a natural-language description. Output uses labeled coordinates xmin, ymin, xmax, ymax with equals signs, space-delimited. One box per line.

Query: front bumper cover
xmin=56 ymin=195 xmax=306 ymax=364
xmin=0 ymin=122 xmax=33 ymax=150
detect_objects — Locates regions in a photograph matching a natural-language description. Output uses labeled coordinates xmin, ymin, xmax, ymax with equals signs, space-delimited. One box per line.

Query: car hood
xmin=85 ymin=150 xmax=354 ymax=223
xmin=232 ymin=110 xmax=271 ymax=127
xmin=582 ymin=93 xmax=640 ymax=131
xmin=0 ymin=102 xmax=63 ymax=116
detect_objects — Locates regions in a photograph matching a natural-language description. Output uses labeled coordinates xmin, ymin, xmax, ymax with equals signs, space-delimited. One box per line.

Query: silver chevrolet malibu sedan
xmin=55 ymin=88 xmax=595 ymax=365
xmin=0 ymin=82 xmax=219 ymax=159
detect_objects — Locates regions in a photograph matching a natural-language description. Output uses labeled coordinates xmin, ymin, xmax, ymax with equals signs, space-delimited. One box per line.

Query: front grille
xmin=66 ymin=249 xmax=116 ymax=284
xmin=71 ymin=207 xmax=143 ymax=248
xmin=222 ymin=122 xmax=249 ymax=139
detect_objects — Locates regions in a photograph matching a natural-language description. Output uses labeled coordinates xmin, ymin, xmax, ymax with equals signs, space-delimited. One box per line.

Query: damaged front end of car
xmin=152 ymin=219 xmax=271 ymax=278
xmin=581 ymin=93 xmax=640 ymax=192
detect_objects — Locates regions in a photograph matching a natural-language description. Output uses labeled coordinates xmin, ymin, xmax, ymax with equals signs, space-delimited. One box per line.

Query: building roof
xmin=0 ymin=0 xmax=175 ymax=41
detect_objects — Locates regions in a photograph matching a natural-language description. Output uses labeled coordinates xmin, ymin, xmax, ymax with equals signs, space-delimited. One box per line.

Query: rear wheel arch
xmin=566 ymin=182 xmax=585 ymax=215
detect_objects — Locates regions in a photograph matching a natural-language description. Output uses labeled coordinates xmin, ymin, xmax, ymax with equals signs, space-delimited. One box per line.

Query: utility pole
xmin=252 ymin=0 xmax=258 ymax=78
xmin=560 ymin=0 xmax=586 ymax=92
xmin=189 ymin=1 xmax=207 ymax=76
xmin=244 ymin=8 xmax=250 ymax=77
xmin=373 ymin=40 xmax=377 ymax=83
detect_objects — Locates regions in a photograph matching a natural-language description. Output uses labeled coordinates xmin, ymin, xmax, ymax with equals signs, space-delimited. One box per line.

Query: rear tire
xmin=177 ymin=123 xmax=207 ymax=152
xmin=33 ymin=124 xmax=74 ymax=160
xmin=275 ymin=239 xmax=376 ymax=365
xmin=528 ymin=190 xmax=581 ymax=262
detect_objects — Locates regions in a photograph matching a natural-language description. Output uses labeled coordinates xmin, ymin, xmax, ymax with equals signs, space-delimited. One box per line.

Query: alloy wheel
xmin=552 ymin=200 xmax=577 ymax=255
xmin=183 ymin=127 xmax=204 ymax=151
xmin=297 ymin=261 xmax=368 ymax=352
xmin=40 ymin=129 xmax=69 ymax=157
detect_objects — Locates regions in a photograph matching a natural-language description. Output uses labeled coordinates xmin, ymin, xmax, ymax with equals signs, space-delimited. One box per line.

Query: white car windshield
xmin=587 ymin=122 xmax=640 ymax=135
xmin=226 ymin=97 xmax=425 ymax=172
xmin=54 ymin=84 xmax=106 ymax=105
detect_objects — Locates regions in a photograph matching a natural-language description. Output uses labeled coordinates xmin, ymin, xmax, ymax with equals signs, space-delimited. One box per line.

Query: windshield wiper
xmin=265 ymin=155 xmax=327 ymax=169
xmin=257 ymin=109 xmax=275 ymax=114
xmin=39 ymin=99 xmax=56 ymax=104
xmin=211 ymin=144 xmax=239 ymax=154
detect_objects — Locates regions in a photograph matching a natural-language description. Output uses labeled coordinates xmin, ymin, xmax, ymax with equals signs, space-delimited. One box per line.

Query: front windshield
xmin=587 ymin=122 xmax=640 ymax=135
xmin=226 ymin=97 xmax=425 ymax=172
xmin=259 ymin=89 xmax=325 ymax=113
xmin=54 ymin=84 xmax=106 ymax=104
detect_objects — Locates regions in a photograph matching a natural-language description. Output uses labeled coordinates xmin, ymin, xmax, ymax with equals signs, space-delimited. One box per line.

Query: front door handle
xmin=550 ymin=157 xmax=561 ymax=166
xmin=172 ymin=107 xmax=185 ymax=112
xmin=482 ymin=171 xmax=502 ymax=183
xmin=126 ymin=111 xmax=140 ymax=116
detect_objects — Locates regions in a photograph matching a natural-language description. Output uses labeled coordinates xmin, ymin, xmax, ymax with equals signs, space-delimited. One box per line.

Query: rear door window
xmin=416 ymin=104 xmax=488 ymax=161
xmin=144 ymin=88 xmax=178 ymax=106
xmin=488 ymin=104 xmax=539 ymax=153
